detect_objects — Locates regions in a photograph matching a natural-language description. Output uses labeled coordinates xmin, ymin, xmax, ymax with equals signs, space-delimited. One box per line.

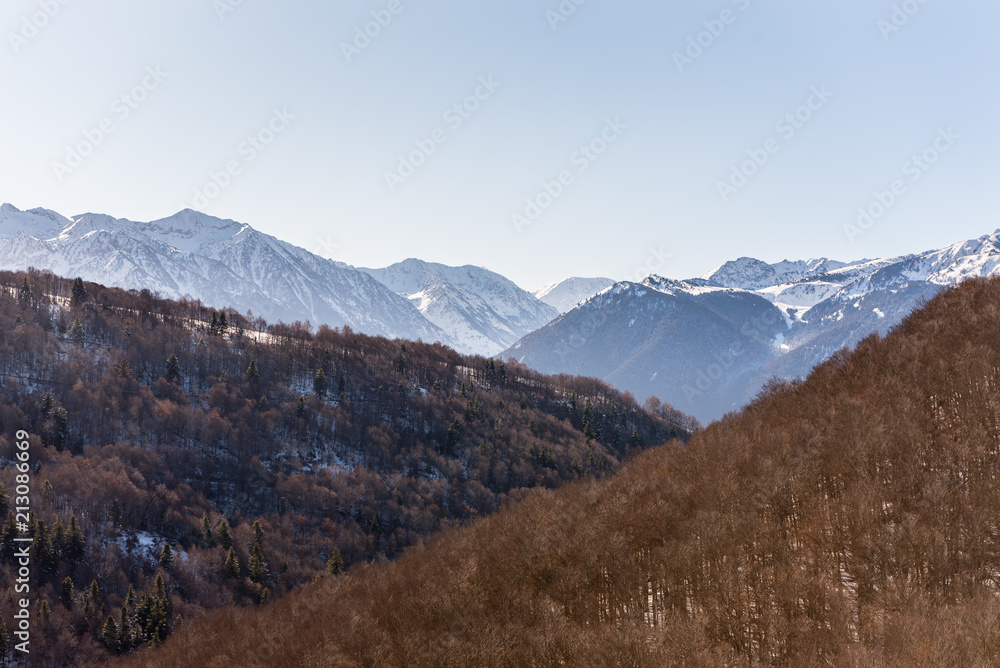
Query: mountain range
xmin=506 ymin=232 xmax=1000 ymax=420
xmin=3 ymin=201 xmax=999 ymax=422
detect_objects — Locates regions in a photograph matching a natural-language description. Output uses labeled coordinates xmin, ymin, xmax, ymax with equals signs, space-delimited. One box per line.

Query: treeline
xmin=119 ymin=276 xmax=1000 ymax=667
xmin=0 ymin=269 xmax=695 ymax=666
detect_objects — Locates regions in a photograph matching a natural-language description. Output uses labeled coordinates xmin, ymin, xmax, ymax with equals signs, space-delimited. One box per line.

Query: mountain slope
xmin=533 ymin=276 xmax=616 ymax=313
xmin=361 ymin=259 xmax=557 ymax=356
xmin=0 ymin=268 xmax=696 ymax=666
xmin=506 ymin=277 xmax=787 ymax=419
xmin=0 ymin=204 xmax=447 ymax=343
xmin=508 ymin=230 xmax=1000 ymax=422
xmin=122 ymin=276 xmax=1000 ymax=668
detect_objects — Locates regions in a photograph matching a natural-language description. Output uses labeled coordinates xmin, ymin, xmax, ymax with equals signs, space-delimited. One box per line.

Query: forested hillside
xmin=0 ymin=269 xmax=695 ymax=666
xmin=123 ymin=276 xmax=1000 ymax=667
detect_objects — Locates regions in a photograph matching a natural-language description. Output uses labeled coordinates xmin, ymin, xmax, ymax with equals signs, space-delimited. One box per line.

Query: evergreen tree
xmin=252 ymin=519 xmax=265 ymax=547
xmin=165 ymin=353 xmax=181 ymax=384
xmin=60 ymin=576 xmax=75 ymax=608
xmin=71 ymin=277 xmax=88 ymax=306
xmin=116 ymin=359 xmax=131 ymax=378
xmin=17 ymin=276 xmax=30 ymax=302
xmin=158 ymin=543 xmax=174 ymax=571
xmin=67 ymin=515 xmax=86 ymax=561
xmin=85 ymin=579 xmax=101 ymax=613
xmin=70 ymin=317 xmax=86 ymax=346
xmin=259 ymin=587 xmax=271 ymax=605
xmin=40 ymin=391 xmax=54 ymax=417
xmin=155 ymin=573 xmax=167 ymax=603
xmin=217 ymin=518 xmax=233 ymax=551
xmin=102 ymin=615 xmax=119 ymax=652
xmin=246 ymin=359 xmax=260 ymax=383
xmin=125 ymin=584 xmax=136 ymax=609
xmin=37 ymin=599 xmax=50 ymax=632
xmin=209 ymin=311 xmax=220 ymax=336
xmin=201 ymin=515 xmax=214 ymax=546
xmin=0 ymin=482 xmax=8 ymax=519
xmin=223 ymin=548 xmax=240 ymax=579
xmin=313 ymin=368 xmax=328 ymax=397
xmin=248 ymin=542 xmax=268 ymax=583
xmin=218 ymin=310 xmax=228 ymax=334
xmin=326 ymin=547 xmax=344 ymax=576
xmin=118 ymin=604 xmax=132 ymax=651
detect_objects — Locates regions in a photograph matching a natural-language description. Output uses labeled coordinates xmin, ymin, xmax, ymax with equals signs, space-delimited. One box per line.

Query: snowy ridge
xmin=363 ymin=259 xmax=557 ymax=356
xmin=0 ymin=203 xmax=447 ymax=343
xmin=506 ymin=227 xmax=1000 ymax=423
xmin=534 ymin=277 xmax=616 ymax=314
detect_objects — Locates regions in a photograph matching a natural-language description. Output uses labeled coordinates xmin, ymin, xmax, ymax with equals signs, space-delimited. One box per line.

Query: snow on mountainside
xmin=507 ymin=229 xmax=1000 ymax=423
xmin=703 ymin=257 xmax=856 ymax=291
xmin=534 ymin=277 xmax=616 ymax=314
xmin=362 ymin=259 xmax=557 ymax=356
xmin=0 ymin=204 xmax=447 ymax=343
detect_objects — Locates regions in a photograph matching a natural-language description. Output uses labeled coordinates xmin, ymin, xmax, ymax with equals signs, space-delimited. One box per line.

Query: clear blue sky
xmin=2 ymin=0 xmax=998 ymax=289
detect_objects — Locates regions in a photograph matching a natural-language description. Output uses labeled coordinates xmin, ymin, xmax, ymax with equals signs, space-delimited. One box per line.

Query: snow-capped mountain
xmin=0 ymin=204 xmax=447 ymax=343
xmin=362 ymin=259 xmax=557 ymax=356
xmin=701 ymin=257 xmax=858 ymax=291
xmin=505 ymin=229 xmax=1000 ymax=422
xmin=534 ymin=277 xmax=616 ymax=314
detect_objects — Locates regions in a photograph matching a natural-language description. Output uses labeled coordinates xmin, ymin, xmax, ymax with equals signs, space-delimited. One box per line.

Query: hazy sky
xmin=2 ymin=0 xmax=998 ymax=289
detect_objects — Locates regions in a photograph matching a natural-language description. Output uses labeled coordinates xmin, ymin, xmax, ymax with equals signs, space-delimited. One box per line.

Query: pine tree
xmin=248 ymin=542 xmax=268 ymax=583
xmin=40 ymin=391 xmax=54 ymax=417
xmin=209 ymin=311 xmax=220 ymax=336
xmin=17 ymin=276 xmax=30 ymax=302
xmin=118 ymin=604 xmax=132 ymax=651
xmin=246 ymin=359 xmax=260 ymax=383
xmin=117 ymin=359 xmax=131 ymax=378
xmin=71 ymin=277 xmax=87 ymax=306
xmin=252 ymin=519 xmax=265 ymax=547
xmin=219 ymin=311 xmax=228 ymax=334
xmin=102 ymin=615 xmax=119 ymax=653
xmin=60 ymin=576 xmax=75 ymax=608
xmin=85 ymin=579 xmax=101 ymax=613
xmin=70 ymin=317 xmax=86 ymax=346
xmin=37 ymin=599 xmax=50 ymax=632
xmin=217 ymin=518 xmax=233 ymax=551
xmin=155 ymin=573 xmax=167 ymax=603
xmin=259 ymin=587 xmax=271 ymax=605
xmin=314 ymin=368 xmax=328 ymax=397
xmin=223 ymin=548 xmax=240 ymax=579
xmin=67 ymin=515 xmax=85 ymax=562
xmin=125 ymin=584 xmax=136 ymax=609
xmin=201 ymin=515 xmax=214 ymax=546
xmin=326 ymin=547 xmax=344 ymax=576
xmin=158 ymin=543 xmax=174 ymax=571
xmin=165 ymin=353 xmax=181 ymax=384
